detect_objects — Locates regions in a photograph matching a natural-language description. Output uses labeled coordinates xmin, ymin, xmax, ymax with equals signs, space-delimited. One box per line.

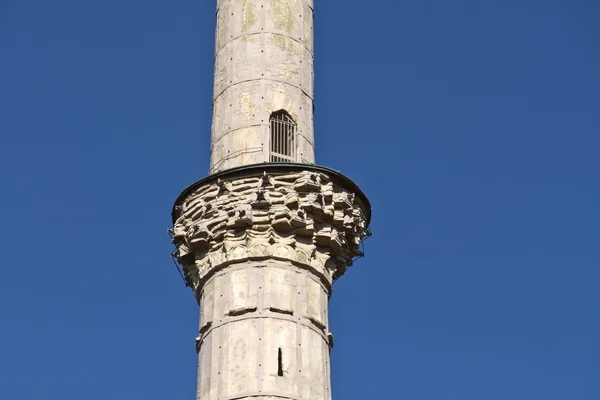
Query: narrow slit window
xmin=277 ymin=348 xmax=284 ymax=376
xmin=270 ymin=111 xmax=296 ymax=163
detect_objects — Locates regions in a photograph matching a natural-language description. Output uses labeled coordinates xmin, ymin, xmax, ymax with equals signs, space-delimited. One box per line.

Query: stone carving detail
xmin=171 ymin=171 xmax=369 ymax=294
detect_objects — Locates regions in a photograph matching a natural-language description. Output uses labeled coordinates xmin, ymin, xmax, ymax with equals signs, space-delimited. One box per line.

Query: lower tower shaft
xmin=171 ymin=165 xmax=370 ymax=400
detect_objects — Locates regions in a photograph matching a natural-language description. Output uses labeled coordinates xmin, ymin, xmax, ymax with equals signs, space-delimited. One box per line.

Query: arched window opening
xmin=270 ymin=110 xmax=296 ymax=163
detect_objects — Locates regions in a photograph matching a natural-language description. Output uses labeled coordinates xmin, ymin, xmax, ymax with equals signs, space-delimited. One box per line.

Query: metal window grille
xmin=270 ymin=111 xmax=296 ymax=163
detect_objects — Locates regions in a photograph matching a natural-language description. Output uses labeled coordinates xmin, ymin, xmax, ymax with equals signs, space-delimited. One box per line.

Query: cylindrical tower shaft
xmin=211 ymin=0 xmax=315 ymax=172
xmin=197 ymin=260 xmax=332 ymax=400
xmin=170 ymin=2 xmax=371 ymax=400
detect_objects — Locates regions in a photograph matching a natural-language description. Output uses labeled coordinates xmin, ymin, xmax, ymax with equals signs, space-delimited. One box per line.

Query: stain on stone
xmin=280 ymin=68 xmax=292 ymax=80
xmin=217 ymin=12 xmax=227 ymax=48
xmin=273 ymin=34 xmax=296 ymax=52
xmin=241 ymin=0 xmax=257 ymax=33
xmin=272 ymin=0 xmax=296 ymax=33
xmin=303 ymin=18 xmax=311 ymax=44
xmin=239 ymin=92 xmax=255 ymax=121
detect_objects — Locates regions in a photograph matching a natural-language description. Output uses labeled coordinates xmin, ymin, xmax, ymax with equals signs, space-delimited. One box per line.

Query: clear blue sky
xmin=1 ymin=0 xmax=599 ymax=399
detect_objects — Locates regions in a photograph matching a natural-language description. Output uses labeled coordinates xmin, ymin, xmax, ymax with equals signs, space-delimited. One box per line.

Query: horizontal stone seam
xmin=191 ymin=256 xmax=333 ymax=297
xmin=214 ymin=31 xmax=314 ymax=59
xmin=198 ymin=312 xmax=329 ymax=348
xmin=210 ymin=146 xmax=264 ymax=172
xmin=210 ymin=121 xmax=315 ymax=152
xmin=224 ymin=393 xmax=299 ymax=400
xmin=210 ymin=124 xmax=267 ymax=155
xmin=296 ymin=132 xmax=315 ymax=147
xmin=211 ymin=118 xmax=312 ymax=142
xmin=212 ymin=78 xmax=314 ymax=108
xmin=210 ymin=150 xmax=264 ymax=169
xmin=209 ymin=133 xmax=315 ymax=167
xmin=199 ymin=262 xmax=330 ymax=299
xmin=209 ymin=135 xmax=315 ymax=168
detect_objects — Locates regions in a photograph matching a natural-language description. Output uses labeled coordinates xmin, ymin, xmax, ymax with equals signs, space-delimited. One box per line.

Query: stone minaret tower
xmin=170 ymin=1 xmax=371 ymax=399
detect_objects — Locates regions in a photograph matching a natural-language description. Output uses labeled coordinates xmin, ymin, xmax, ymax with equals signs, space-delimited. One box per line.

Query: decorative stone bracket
xmin=171 ymin=164 xmax=371 ymax=298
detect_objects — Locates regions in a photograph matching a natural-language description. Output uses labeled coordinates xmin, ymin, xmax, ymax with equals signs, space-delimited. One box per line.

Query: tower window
xmin=277 ymin=348 xmax=284 ymax=376
xmin=270 ymin=111 xmax=296 ymax=163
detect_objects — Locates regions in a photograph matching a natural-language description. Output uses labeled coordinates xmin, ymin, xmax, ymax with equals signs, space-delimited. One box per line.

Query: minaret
xmin=170 ymin=1 xmax=371 ymax=399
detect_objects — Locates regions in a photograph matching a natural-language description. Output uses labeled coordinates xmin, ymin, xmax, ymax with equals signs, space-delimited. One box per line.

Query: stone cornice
xmin=171 ymin=165 xmax=371 ymax=296
xmin=171 ymin=163 xmax=372 ymax=225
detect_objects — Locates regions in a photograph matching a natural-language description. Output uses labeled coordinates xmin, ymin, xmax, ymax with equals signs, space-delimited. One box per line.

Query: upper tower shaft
xmin=210 ymin=0 xmax=315 ymax=173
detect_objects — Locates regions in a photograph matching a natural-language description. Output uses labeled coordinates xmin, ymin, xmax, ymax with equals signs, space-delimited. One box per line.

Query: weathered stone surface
xmin=171 ymin=166 xmax=369 ymax=400
xmin=194 ymin=261 xmax=332 ymax=400
xmin=171 ymin=1 xmax=371 ymax=398
xmin=172 ymin=170 xmax=369 ymax=296
xmin=210 ymin=0 xmax=315 ymax=172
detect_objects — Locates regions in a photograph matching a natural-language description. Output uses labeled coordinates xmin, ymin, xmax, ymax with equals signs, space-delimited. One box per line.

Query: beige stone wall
xmin=211 ymin=0 xmax=316 ymax=172
xmin=197 ymin=261 xmax=331 ymax=400
xmin=171 ymin=168 xmax=370 ymax=400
